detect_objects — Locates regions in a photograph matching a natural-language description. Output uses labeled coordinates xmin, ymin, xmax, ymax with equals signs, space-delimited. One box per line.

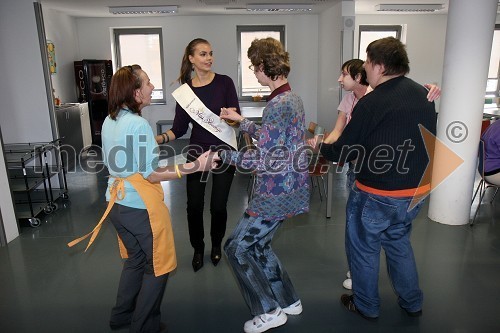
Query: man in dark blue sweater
xmin=321 ymin=37 xmax=437 ymax=320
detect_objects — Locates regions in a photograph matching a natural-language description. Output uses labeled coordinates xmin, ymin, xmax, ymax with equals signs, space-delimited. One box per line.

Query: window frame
xmin=113 ymin=27 xmax=166 ymax=105
xmin=486 ymin=24 xmax=500 ymax=101
xmin=237 ymin=25 xmax=285 ymax=101
xmin=358 ymin=25 xmax=402 ymax=59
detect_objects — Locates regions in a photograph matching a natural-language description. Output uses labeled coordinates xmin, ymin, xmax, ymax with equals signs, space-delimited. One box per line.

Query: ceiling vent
xmin=199 ymin=0 xmax=235 ymax=4
xmin=376 ymin=4 xmax=444 ymax=12
xmin=109 ymin=5 xmax=178 ymax=14
xmin=246 ymin=3 xmax=314 ymax=12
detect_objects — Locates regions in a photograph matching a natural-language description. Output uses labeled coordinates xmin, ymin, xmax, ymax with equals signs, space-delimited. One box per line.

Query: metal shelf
xmin=4 ymin=139 xmax=69 ymax=228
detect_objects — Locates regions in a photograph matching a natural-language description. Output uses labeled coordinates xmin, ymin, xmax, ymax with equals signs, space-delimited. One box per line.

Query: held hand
xmin=306 ymin=136 xmax=321 ymax=152
xmin=195 ymin=151 xmax=220 ymax=172
xmin=220 ymin=107 xmax=243 ymax=123
xmin=424 ymin=84 xmax=441 ymax=102
xmin=306 ymin=137 xmax=316 ymax=147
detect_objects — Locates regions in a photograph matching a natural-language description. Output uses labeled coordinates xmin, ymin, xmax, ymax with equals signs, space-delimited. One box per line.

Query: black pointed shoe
xmin=340 ymin=294 xmax=378 ymax=321
xmin=192 ymin=252 xmax=204 ymax=272
xmin=211 ymin=246 xmax=222 ymax=266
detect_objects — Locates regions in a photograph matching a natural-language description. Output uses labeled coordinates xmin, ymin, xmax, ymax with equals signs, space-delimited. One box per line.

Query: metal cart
xmin=4 ymin=139 xmax=69 ymax=227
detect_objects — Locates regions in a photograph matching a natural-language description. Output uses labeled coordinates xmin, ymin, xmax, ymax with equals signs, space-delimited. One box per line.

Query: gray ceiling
xmin=40 ymin=0 xmax=455 ymax=18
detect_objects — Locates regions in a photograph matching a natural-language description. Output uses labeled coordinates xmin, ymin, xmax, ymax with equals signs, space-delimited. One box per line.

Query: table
xmin=156 ymin=120 xmax=173 ymax=135
xmin=483 ymin=103 xmax=500 ymax=118
xmin=241 ymin=106 xmax=264 ymax=122
xmin=326 ymin=164 xmax=335 ymax=218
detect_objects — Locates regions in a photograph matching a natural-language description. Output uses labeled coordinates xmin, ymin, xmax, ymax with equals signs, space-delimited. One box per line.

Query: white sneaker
xmin=343 ymin=278 xmax=352 ymax=290
xmin=346 ymin=270 xmax=351 ymax=279
xmin=283 ymin=300 xmax=302 ymax=315
xmin=243 ymin=308 xmax=287 ymax=333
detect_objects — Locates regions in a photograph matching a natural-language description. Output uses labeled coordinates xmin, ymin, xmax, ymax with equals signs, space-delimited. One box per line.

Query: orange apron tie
xmin=67 ymin=178 xmax=124 ymax=252
xmin=68 ymin=173 xmax=177 ymax=276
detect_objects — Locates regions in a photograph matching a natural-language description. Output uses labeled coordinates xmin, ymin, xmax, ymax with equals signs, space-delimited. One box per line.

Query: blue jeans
xmin=224 ymin=214 xmax=299 ymax=316
xmin=346 ymin=184 xmax=424 ymax=317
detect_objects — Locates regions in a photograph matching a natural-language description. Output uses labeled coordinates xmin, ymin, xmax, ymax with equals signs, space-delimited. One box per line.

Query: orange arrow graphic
xmin=409 ymin=125 xmax=464 ymax=210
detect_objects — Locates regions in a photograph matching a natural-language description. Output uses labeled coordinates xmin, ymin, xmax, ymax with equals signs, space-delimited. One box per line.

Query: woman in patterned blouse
xmin=219 ymin=37 xmax=310 ymax=333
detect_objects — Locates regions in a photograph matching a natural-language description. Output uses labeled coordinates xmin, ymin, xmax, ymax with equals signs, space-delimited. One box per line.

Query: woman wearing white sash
xmin=156 ymin=38 xmax=240 ymax=272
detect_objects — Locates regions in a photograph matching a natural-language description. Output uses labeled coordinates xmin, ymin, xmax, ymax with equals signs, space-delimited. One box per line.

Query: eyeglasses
xmin=248 ymin=64 xmax=262 ymax=72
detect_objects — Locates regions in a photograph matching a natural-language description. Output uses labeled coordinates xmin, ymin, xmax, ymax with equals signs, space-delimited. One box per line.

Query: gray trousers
xmin=224 ymin=213 xmax=299 ymax=316
xmin=108 ymin=204 xmax=169 ymax=333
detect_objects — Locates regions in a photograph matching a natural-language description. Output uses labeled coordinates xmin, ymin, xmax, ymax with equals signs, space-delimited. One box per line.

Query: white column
xmin=428 ymin=0 xmax=498 ymax=225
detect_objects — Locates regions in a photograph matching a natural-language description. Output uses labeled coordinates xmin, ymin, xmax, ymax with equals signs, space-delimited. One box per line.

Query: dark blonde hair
xmin=247 ymin=37 xmax=290 ymax=81
xmin=108 ymin=64 xmax=142 ymax=120
xmin=177 ymin=38 xmax=210 ymax=84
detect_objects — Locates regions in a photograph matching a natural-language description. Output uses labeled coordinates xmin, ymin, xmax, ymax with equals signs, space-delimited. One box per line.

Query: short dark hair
xmin=342 ymin=59 xmax=368 ymax=86
xmin=108 ymin=64 xmax=142 ymax=120
xmin=247 ymin=37 xmax=290 ymax=80
xmin=366 ymin=37 xmax=410 ymax=76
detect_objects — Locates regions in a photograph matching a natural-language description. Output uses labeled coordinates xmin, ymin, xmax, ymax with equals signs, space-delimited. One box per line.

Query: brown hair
xmin=108 ymin=65 xmax=142 ymax=120
xmin=247 ymin=37 xmax=290 ymax=81
xmin=366 ymin=37 xmax=410 ymax=76
xmin=177 ymin=38 xmax=210 ymax=84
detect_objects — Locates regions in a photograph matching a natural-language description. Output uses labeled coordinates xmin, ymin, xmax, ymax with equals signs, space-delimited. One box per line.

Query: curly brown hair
xmin=108 ymin=65 xmax=143 ymax=120
xmin=247 ymin=37 xmax=290 ymax=81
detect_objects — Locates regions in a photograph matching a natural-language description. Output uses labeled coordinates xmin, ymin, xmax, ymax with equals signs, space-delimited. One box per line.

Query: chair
xmin=308 ymin=121 xmax=317 ymax=135
xmin=309 ymin=153 xmax=329 ymax=201
xmin=470 ymin=139 xmax=500 ymax=226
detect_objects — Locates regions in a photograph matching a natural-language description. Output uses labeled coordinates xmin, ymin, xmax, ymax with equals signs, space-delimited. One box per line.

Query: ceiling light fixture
xmin=375 ymin=4 xmax=444 ymax=12
xmin=109 ymin=5 xmax=178 ymax=15
xmin=246 ymin=3 xmax=313 ymax=12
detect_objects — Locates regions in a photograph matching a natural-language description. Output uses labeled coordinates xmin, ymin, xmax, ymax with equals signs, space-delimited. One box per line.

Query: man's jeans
xmin=224 ymin=214 xmax=299 ymax=316
xmin=346 ymin=184 xmax=424 ymax=317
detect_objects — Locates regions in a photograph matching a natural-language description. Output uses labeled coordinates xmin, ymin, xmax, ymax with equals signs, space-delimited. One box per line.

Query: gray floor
xmin=1 ymin=146 xmax=500 ymax=333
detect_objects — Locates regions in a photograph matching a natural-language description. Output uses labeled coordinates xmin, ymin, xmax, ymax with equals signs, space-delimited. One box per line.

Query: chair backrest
xmin=308 ymin=122 xmax=317 ymax=135
xmin=478 ymin=139 xmax=485 ymax=177
xmin=309 ymin=154 xmax=329 ymax=176
xmin=481 ymin=119 xmax=491 ymax=135
xmin=243 ymin=133 xmax=256 ymax=151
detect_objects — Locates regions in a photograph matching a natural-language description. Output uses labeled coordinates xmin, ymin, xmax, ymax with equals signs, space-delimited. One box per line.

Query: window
xmin=237 ymin=25 xmax=285 ymax=100
xmin=358 ymin=25 xmax=402 ymax=60
xmin=486 ymin=25 xmax=500 ymax=101
xmin=113 ymin=28 xmax=166 ymax=104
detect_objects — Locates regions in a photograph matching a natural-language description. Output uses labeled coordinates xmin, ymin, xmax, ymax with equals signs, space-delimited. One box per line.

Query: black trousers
xmin=108 ymin=204 xmax=169 ymax=333
xmin=186 ymin=163 xmax=235 ymax=253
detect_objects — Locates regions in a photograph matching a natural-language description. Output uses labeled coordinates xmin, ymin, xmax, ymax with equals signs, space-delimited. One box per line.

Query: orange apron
xmin=67 ymin=173 xmax=177 ymax=277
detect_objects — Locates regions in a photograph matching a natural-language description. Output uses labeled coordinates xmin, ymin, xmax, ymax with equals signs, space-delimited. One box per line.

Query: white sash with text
xmin=172 ymin=83 xmax=237 ymax=150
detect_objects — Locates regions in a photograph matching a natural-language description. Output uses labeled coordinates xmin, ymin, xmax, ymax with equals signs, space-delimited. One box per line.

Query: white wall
xmin=74 ymin=14 xmax=320 ymax=129
xmin=44 ymin=8 xmax=80 ymax=104
xmin=0 ymin=0 xmax=53 ymax=144
xmin=318 ymin=2 xmax=344 ymax=129
xmin=354 ymin=14 xmax=448 ymax=112
xmin=0 ymin=0 xmax=58 ymax=242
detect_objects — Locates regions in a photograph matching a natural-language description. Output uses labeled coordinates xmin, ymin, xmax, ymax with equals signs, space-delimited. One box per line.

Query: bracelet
xmin=160 ymin=134 xmax=166 ymax=144
xmin=165 ymin=132 xmax=170 ymax=143
xmin=174 ymin=164 xmax=182 ymax=178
